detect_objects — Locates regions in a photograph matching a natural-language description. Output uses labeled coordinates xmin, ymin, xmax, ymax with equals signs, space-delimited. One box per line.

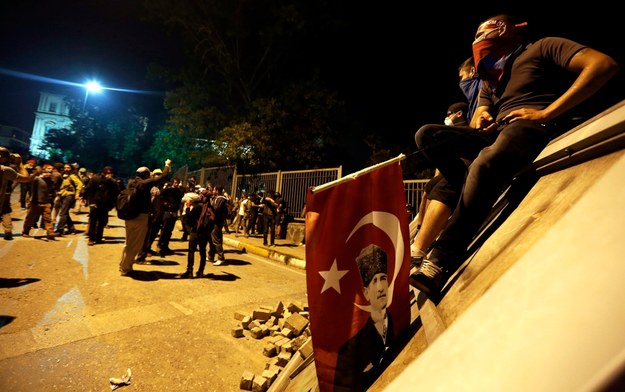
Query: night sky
xmin=1 ymin=1 xmax=623 ymax=168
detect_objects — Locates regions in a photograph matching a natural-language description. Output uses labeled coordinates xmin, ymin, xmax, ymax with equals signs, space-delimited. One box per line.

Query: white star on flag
xmin=318 ymin=259 xmax=349 ymax=294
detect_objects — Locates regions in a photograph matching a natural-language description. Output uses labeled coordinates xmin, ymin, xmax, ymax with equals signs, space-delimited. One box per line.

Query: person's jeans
xmin=56 ymin=195 xmax=75 ymax=232
xmin=415 ymin=120 xmax=554 ymax=268
xmin=263 ymin=214 xmax=275 ymax=245
xmin=158 ymin=211 xmax=177 ymax=250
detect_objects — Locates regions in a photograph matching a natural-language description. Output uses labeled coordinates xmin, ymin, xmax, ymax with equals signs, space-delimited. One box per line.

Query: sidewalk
xmin=221 ymin=230 xmax=307 ymax=270
xmin=173 ymin=219 xmax=306 ymax=269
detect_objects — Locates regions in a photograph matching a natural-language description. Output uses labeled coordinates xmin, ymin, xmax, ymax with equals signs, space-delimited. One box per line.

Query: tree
xmin=40 ymin=97 xmax=156 ymax=178
xmin=143 ymin=0 xmax=356 ymax=172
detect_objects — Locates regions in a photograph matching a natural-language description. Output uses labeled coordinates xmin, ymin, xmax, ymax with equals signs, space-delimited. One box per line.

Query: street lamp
xmin=82 ymin=80 xmax=103 ymax=111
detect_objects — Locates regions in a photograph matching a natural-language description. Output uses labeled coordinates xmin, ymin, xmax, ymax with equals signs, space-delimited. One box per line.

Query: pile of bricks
xmin=233 ymin=300 xmax=314 ymax=392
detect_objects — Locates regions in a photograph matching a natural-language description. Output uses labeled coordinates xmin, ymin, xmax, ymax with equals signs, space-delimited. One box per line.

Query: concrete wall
xmin=376 ymin=100 xmax=625 ymax=391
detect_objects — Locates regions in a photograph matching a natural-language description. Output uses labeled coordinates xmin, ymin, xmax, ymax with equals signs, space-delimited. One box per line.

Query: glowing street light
xmin=82 ymin=80 xmax=103 ymax=111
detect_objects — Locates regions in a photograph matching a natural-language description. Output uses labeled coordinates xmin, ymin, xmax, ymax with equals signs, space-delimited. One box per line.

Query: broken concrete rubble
xmin=236 ymin=300 xmax=313 ymax=392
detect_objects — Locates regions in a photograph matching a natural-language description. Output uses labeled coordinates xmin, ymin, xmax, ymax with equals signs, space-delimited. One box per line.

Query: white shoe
xmin=213 ymin=259 xmax=224 ymax=266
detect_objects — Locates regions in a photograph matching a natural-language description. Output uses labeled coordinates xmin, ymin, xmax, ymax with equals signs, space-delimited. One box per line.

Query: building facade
xmin=30 ymin=91 xmax=72 ymax=159
xmin=0 ymin=123 xmax=30 ymax=156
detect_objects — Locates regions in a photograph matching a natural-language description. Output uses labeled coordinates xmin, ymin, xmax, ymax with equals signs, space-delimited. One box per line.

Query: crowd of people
xmin=116 ymin=167 xmax=290 ymax=277
xmin=0 ymin=148 xmax=292 ymax=279
xmin=1 ymin=13 xmax=620 ymax=297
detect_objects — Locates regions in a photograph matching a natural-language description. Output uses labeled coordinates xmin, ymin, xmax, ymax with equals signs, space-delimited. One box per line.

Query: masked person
xmin=409 ymin=56 xmax=484 ymax=267
xmin=410 ymin=14 xmax=619 ymax=299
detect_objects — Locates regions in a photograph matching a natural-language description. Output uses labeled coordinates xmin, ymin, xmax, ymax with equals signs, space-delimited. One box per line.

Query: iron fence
xmin=187 ymin=166 xmax=428 ymax=220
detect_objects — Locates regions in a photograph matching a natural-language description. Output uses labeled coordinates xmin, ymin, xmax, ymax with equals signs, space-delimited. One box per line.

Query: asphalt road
xmin=0 ymin=204 xmax=308 ymax=392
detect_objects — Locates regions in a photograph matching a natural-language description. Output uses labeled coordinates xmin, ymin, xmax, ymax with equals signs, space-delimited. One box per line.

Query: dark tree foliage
xmin=142 ymin=0 xmax=366 ymax=173
xmin=40 ymin=98 xmax=155 ymax=178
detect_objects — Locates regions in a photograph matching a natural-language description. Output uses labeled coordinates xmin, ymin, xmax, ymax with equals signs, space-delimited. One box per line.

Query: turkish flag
xmin=305 ymin=157 xmax=411 ymax=392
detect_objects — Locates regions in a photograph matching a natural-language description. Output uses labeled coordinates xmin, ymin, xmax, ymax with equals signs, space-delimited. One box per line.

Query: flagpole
xmin=311 ymin=154 xmax=405 ymax=194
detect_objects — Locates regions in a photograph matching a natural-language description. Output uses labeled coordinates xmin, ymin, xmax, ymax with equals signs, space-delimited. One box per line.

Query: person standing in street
xmin=83 ymin=166 xmax=119 ymax=245
xmin=18 ymin=158 xmax=36 ymax=210
xmin=157 ymin=177 xmax=184 ymax=256
xmin=1 ymin=148 xmax=33 ymax=240
xmin=180 ymin=191 xmax=214 ymax=278
xmin=55 ymin=163 xmax=83 ymax=235
xmin=22 ymin=163 xmax=58 ymax=240
xmin=261 ymin=190 xmax=278 ymax=247
xmin=209 ymin=185 xmax=228 ymax=266
xmin=119 ymin=160 xmax=171 ymax=276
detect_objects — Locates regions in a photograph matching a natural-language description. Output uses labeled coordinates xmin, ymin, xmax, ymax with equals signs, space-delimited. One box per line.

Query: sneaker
xmin=22 ymin=232 xmax=30 ymax=238
xmin=213 ymin=259 xmax=225 ymax=266
xmin=159 ymin=247 xmax=174 ymax=256
xmin=180 ymin=270 xmax=193 ymax=279
xmin=409 ymin=255 xmax=424 ymax=274
xmin=88 ymin=240 xmax=96 ymax=246
xmin=120 ymin=269 xmax=134 ymax=276
xmin=409 ymin=259 xmax=446 ymax=297
xmin=4 ymin=232 xmax=13 ymax=241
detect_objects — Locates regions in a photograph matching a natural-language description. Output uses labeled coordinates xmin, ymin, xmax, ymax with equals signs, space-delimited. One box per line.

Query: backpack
xmin=116 ymin=179 xmax=141 ymax=220
xmin=212 ymin=195 xmax=229 ymax=222
xmin=196 ymin=202 xmax=216 ymax=231
xmin=262 ymin=197 xmax=277 ymax=217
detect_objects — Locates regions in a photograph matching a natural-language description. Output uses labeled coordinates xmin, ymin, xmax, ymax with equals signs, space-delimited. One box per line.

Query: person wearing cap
xmin=409 ymin=101 xmax=472 ymax=270
xmin=55 ymin=163 xmax=84 ymax=235
xmin=179 ymin=191 xmax=214 ymax=278
xmin=83 ymin=166 xmax=120 ymax=245
xmin=208 ymin=185 xmax=229 ymax=266
xmin=0 ymin=147 xmax=34 ymax=240
xmin=136 ymin=168 xmax=166 ymax=262
xmin=334 ymin=244 xmax=394 ymax=391
xmin=157 ymin=176 xmax=184 ymax=256
xmin=22 ymin=163 xmax=59 ymax=240
xmin=18 ymin=158 xmax=37 ymax=210
xmin=119 ymin=159 xmax=172 ymax=276
xmin=411 ymin=14 xmax=619 ymax=299
xmin=74 ymin=167 xmax=90 ymax=214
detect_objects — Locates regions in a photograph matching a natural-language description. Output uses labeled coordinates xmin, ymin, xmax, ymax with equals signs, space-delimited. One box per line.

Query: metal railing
xmin=404 ymin=179 xmax=428 ymax=221
xmin=188 ymin=166 xmax=428 ymax=220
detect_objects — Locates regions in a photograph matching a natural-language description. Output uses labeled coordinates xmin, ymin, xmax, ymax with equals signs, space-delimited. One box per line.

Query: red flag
xmin=306 ymin=156 xmax=411 ymax=392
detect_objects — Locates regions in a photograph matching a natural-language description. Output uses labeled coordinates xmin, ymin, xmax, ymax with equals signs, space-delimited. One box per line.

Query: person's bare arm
xmin=503 ymin=48 xmax=620 ymax=124
xmin=10 ymin=154 xmax=32 ymax=183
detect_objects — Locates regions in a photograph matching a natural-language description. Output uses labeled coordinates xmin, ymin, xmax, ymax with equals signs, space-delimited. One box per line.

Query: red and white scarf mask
xmin=472 ymin=19 xmax=526 ymax=92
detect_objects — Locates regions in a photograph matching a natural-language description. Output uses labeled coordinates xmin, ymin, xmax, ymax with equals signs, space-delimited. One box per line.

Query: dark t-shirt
xmin=160 ymin=186 xmax=184 ymax=212
xmin=134 ymin=175 xmax=167 ymax=214
xmin=479 ymin=37 xmax=586 ymax=122
xmin=84 ymin=174 xmax=119 ymax=209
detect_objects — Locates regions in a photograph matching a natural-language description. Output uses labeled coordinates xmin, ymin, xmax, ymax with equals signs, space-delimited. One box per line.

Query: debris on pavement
xmin=109 ymin=368 xmax=132 ymax=390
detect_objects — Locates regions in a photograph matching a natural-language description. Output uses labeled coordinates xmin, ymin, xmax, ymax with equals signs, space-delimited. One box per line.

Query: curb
xmin=223 ymin=237 xmax=306 ymax=270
